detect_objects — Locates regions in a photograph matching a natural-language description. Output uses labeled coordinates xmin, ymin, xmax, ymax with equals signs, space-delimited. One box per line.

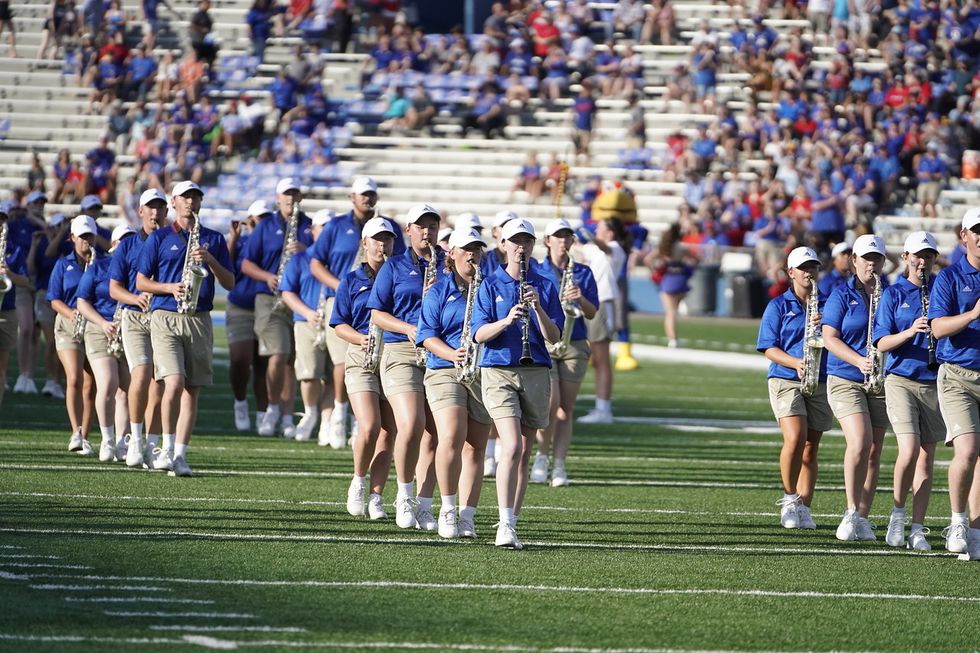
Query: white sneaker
xmin=233 ymin=401 xmax=250 ymax=432
xmin=885 ymin=512 xmax=906 ymax=547
xmin=12 ymin=375 xmax=25 ymax=393
xmin=394 ymin=496 xmax=419 ymax=529
xmin=257 ymin=410 xmax=277 ymax=437
xmin=778 ymin=495 xmax=800 ymax=529
xmin=438 ymin=510 xmax=459 ymax=539
xmin=41 ymin=379 xmax=64 ymax=398
xmin=415 ymin=506 xmax=437 ymax=532
xmin=529 ymin=453 xmax=549 ymax=483
xmin=294 ymin=413 xmax=317 ymax=441
xmin=142 ymin=446 xmax=157 ymax=471
xmin=126 ymin=436 xmax=144 ymax=467
xmin=15 ymin=375 xmax=37 ymax=394
xmin=577 ymin=408 xmax=613 ymax=424
xmin=944 ymin=522 xmax=969 ymax=553
xmin=169 ymin=456 xmax=192 ymax=477
xmin=151 ymin=448 xmax=174 ymax=472
xmin=494 ymin=521 xmax=523 ymax=549
xmin=908 ymin=527 xmax=931 ymax=551
xmin=483 ymin=456 xmax=497 ymax=477
xmin=99 ymin=439 xmax=116 ymax=463
xmin=367 ymin=494 xmax=387 ymax=520
xmin=459 ymin=516 xmax=477 ymax=538
xmin=835 ymin=510 xmax=858 ymax=541
xmin=79 ymin=439 xmax=93 ymax=456
xmin=856 ymin=517 xmax=877 ymax=541
xmin=67 ymin=431 xmax=83 ymax=452
xmin=960 ymin=529 xmax=980 ymax=561
xmin=347 ymin=477 xmax=366 ymax=516
xmin=317 ymin=417 xmax=331 ymax=446
xmin=328 ymin=412 xmax=347 ymax=450
xmin=114 ymin=439 xmax=127 ymax=462
xmin=550 ymin=463 xmax=569 ymax=487
xmin=797 ymin=504 xmax=816 ymax=529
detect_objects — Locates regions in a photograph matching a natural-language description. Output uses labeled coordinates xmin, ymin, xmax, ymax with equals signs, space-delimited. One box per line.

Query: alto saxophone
xmin=362 ymin=255 xmax=387 ymax=373
xmin=863 ymin=272 xmax=885 ymax=394
xmin=312 ymin=290 xmax=329 ymax=352
xmin=800 ymin=288 xmax=823 ymax=397
xmin=0 ymin=223 xmax=12 ymax=305
xmin=177 ymin=214 xmax=209 ymax=315
xmin=550 ymin=256 xmax=582 ymax=357
xmin=72 ymin=254 xmax=94 ymax=343
xmin=106 ymin=302 xmax=125 ymax=358
xmin=273 ymin=202 xmax=299 ymax=313
xmin=415 ymin=245 xmax=438 ymax=366
xmin=456 ymin=266 xmax=482 ymax=385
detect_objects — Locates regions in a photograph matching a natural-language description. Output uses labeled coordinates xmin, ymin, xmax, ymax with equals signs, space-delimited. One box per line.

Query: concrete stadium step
xmin=0 ymin=85 xmax=91 ymax=100
xmin=0 ymin=57 xmax=66 ymax=73
xmin=0 ymin=97 xmax=90 ymax=114
xmin=5 ymin=113 xmax=108 ymax=129
xmin=2 ymin=125 xmax=106 ymax=142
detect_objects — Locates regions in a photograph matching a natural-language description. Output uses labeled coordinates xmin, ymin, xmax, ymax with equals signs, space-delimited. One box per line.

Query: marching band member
xmin=818 ymin=241 xmax=853 ymax=298
xmin=757 ymin=247 xmax=831 ymax=530
xmin=29 ymin=211 xmax=70 ymax=399
xmin=530 ymin=218 xmax=598 ymax=488
xmin=77 ymin=224 xmax=134 ymax=462
xmin=418 ymin=228 xmax=493 ymax=538
xmin=9 ymin=194 xmax=45 ymax=395
xmin=136 ymin=181 xmax=234 ymax=477
xmin=311 ymin=176 xmax=406 ymax=448
xmin=0 ymin=203 xmax=31 ymax=407
xmin=929 ymin=209 xmax=980 ymax=559
xmin=331 ymin=217 xmax=397 ymax=520
xmin=367 ymin=203 xmax=442 ymax=530
xmin=47 ymin=215 xmax=98 ymax=455
xmin=241 ymin=177 xmax=313 ymax=438
xmin=109 ymin=188 xmax=167 ymax=468
xmin=280 ymin=209 xmax=333 ymax=441
xmin=821 ymin=234 xmax=889 ymax=542
xmin=473 ymin=218 xmax=562 ymax=549
xmin=226 ymin=200 xmax=271 ymax=433
xmin=873 ymin=231 xmax=944 ymax=550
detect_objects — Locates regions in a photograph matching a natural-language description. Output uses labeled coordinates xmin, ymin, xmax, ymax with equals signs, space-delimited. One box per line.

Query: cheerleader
xmin=417 ymin=228 xmax=493 ymax=539
xmin=47 ymin=216 xmax=98 ymax=455
xmin=872 ymin=231 xmax=944 ymax=550
xmin=367 ymin=204 xmax=442 ymax=530
xmin=76 ymin=225 xmax=134 ymax=462
xmin=821 ymin=234 xmax=889 ymax=542
xmin=756 ymin=247 xmax=831 ymax=530
xmin=472 ymin=218 xmax=563 ymax=549
xmin=331 ymin=217 xmax=397 ymax=520
xmin=530 ymin=218 xmax=598 ymax=487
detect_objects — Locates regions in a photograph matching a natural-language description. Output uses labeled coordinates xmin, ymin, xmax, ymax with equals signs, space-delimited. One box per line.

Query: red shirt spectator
xmin=531 ymin=15 xmax=560 ymax=57
xmin=885 ymin=84 xmax=909 ymax=108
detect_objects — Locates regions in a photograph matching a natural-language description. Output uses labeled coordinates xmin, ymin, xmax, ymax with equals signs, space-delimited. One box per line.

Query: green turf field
xmin=1 ymin=329 xmax=977 ymax=653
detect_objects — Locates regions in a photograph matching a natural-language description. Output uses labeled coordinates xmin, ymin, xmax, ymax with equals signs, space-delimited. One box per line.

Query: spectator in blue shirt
xmin=462 ymin=82 xmax=505 ymax=140
xmin=570 ymin=81 xmax=597 ymax=165
xmin=246 ymin=0 xmax=283 ymax=62
xmin=125 ymin=44 xmax=157 ymax=101
xmin=0 ymin=204 xmax=31 ymax=407
xmin=915 ymin=143 xmax=947 ymax=218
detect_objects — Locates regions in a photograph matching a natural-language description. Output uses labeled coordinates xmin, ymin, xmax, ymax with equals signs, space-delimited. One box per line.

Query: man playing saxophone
xmin=241 ymin=178 xmax=313 ymax=438
xmin=136 ymin=181 xmax=234 ymax=477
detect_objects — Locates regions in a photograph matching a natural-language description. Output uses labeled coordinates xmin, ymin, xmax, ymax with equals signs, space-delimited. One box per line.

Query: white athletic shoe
xmin=459 ymin=516 xmax=477 ymax=538
xmin=151 ymin=448 xmax=174 ymax=472
xmin=908 ymin=527 xmax=931 ymax=551
xmin=142 ymin=446 xmax=157 ymax=471
xmin=15 ymin=375 xmax=37 ymax=394
xmin=328 ymin=411 xmax=347 ymax=450
xmin=577 ymin=408 xmax=613 ymax=424
xmin=960 ymin=529 xmax=980 ymax=561
xmin=67 ymin=431 xmax=83 ymax=452
xmin=885 ymin=513 xmax=906 ymax=547
xmin=78 ymin=439 xmax=93 ymax=456
xmin=394 ymin=496 xmax=419 ymax=529
xmin=294 ymin=413 xmax=317 ymax=442
xmin=114 ymin=439 xmax=127 ymax=462
xmin=415 ymin=506 xmax=437 ymax=532
xmin=12 ymin=375 xmax=25 ymax=393
xmin=317 ymin=418 xmax=331 ymax=446
xmin=438 ymin=510 xmax=459 ymax=539
xmin=855 ymin=517 xmax=877 ymax=541
xmin=483 ymin=456 xmax=497 ymax=477
xmin=494 ymin=522 xmax=523 ymax=550
xmin=41 ymin=379 xmax=64 ymax=398
xmin=347 ymin=477 xmax=367 ymax=516
xmin=233 ymin=401 xmax=250 ymax=432
xmin=367 ymin=494 xmax=387 ymax=520
xmin=126 ymin=436 xmax=144 ymax=468
xmin=529 ymin=453 xmax=549 ymax=483
xmin=777 ymin=495 xmax=800 ymax=529
xmin=257 ymin=411 xmax=277 ymax=437
xmin=99 ymin=439 xmax=116 ymax=463
xmin=835 ymin=510 xmax=858 ymax=541
xmin=944 ymin=522 xmax=969 ymax=553
xmin=550 ymin=463 xmax=569 ymax=487
xmin=797 ymin=504 xmax=816 ymax=530
xmin=169 ymin=456 xmax=192 ymax=477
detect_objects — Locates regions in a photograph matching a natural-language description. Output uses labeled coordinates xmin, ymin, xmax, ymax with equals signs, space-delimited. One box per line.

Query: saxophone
xmin=863 ymin=272 xmax=885 ymax=394
xmin=312 ymin=290 xmax=329 ymax=352
xmin=106 ymin=302 xmax=125 ymax=358
xmin=456 ymin=266 xmax=482 ymax=385
xmin=0 ymin=223 xmax=12 ymax=305
xmin=272 ymin=202 xmax=299 ymax=314
xmin=800 ymin=288 xmax=823 ymax=397
xmin=550 ymin=257 xmax=582 ymax=357
xmin=71 ymin=254 xmax=94 ymax=343
xmin=362 ymin=255 xmax=387 ymax=373
xmin=415 ymin=245 xmax=438 ymax=366
xmin=177 ymin=214 xmax=209 ymax=315
xmin=918 ymin=268 xmax=939 ymax=372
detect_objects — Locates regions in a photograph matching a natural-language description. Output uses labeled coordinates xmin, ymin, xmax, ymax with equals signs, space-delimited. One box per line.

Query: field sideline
xmin=1 ymin=326 xmax=977 ymax=653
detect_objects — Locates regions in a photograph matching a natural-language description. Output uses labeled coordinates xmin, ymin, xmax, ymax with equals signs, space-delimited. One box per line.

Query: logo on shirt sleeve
xmin=170 ymin=244 xmax=180 ymax=251
xmin=849 ymin=300 xmax=859 ymax=306
xmin=900 ymin=302 xmax=910 ymax=308
xmin=495 ymin=295 xmax=504 ymax=303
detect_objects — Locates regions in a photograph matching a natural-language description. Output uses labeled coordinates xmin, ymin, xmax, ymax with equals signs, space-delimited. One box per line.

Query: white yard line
xmin=102 ymin=611 xmax=256 ymax=619
xmin=31 ymin=584 xmax=172 ymax=592
xmin=0 ymin=554 xmax=61 ymax=560
xmin=64 ymin=597 xmax=215 ymax=604
xmin=149 ymin=626 xmax=308 ymax=633
xmin=0 ymin=562 xmax=92 ymax=570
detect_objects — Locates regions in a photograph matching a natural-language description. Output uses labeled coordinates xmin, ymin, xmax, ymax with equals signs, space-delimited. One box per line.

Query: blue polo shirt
xmin=76 ymin=256 xmax=117 ymax=320
xmin=109 ymin=229 xmax=152 ymax=311
xmin=329 ymin=264 xmax=377 ymax=335
xmin=416 ymin=273 xmax=477 ymax=370
xmin=46 ymin=252 xmax=90 ymax=308
xmin=472 ymin=265 xmax=563 ymax=368
xmin=279 ymin=250 xmax=325 ymax=322
xmin=6 ymin=216 xmax=39 ymax=252
xmin=757 ymin=289 xmax=829 ymax=382
xmin=366 ymin=248 xmax=444 ymax=344
xmin=928 ymin=256 xmax=980 ymax=370
xmin=241 ymin=210 xmax=313 ymax=295
xmin=535 ymin=259 xmax=598 ymax=342
xmin=1 ymin=241 xmax=26 ymax=312
xmin=228 ymin=231 xmax=263 ymax=310
xmin=821 ymin=277 xmax=877 ymax=382
xmin=137 ymin=223 xmax=231 ymax=313
xmin=34 ymin=234 xmax=72 ymax=291
xmin=481 ymin=248 xmax=504 ymax=278
xmin=817 ymin=268 xmax=850 ymax=298
xmin=310 ymin=210 xmax=406 ymax=298
xmin=872 ymin=276 xmax=936 ymax=381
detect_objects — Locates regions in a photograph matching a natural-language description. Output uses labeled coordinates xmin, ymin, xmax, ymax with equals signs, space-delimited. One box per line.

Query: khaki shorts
xmin=548 ymin=339 xmax=590 ymax=385
xmin=254 ymin=293 xmax=293 ymax=357
xmin=424 ymin=367 xmax=491 ymax=425
xmin=34 ymin=292 xmax=55 ymax=324
xmin=380 ymin=340 xmax=425 ymax=397
xmin=324 ymin=296 xmax=349 ymax=365
xmin=587 ymin=300 xmax=615 ymax=343
xmin=884 ymin=374 xmax=945 ymax=443
xmin=54 ymin=313 xmax=83 ymax=352
xmin=225 ymin=302 xmax=256 ymax=345
xmin=345 ymin=343 xmax=384 ymax=396
xmin=0 ymin=310 xmax=16 ymax=351
xmin=15 ymin=286 xmax=33 ymax=310
xmin=294 ymin=320 xmax=330 ymax=381
xmin=827 ymin=375 xmax=889 ymax=429
xmin=84 ymin=320 xmax=125 ymax=363
xmin=767 ymin=377 xmax=834 ymax=432
xmin=481 ymin=366 xmax=552 ymax=429
xmin=151 ymin=310 xmax=214 ymax=387
xmin=122 ymin=308 xmax=153 ymax=371
xmin=938 ymin=363 xmax=980 ymax=444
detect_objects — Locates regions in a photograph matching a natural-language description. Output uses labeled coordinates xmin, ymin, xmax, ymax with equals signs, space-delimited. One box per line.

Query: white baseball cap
xmin=172 ymin=180 xmax=203 ymax=197
xmin=544 ymin=218 xmax=574 ymax=236
xmin=276 ymin=177 xmax=301 ymax=195
xmin=455 ymin=212 xmax=483 ymax=232
xmin=501 ymin=218 xmax=536 ymax=241
xmin=830 ymin=241 xmax=852 ymax=258
xmin=80 ymin=195 xmax=103 ymax=210
xmin=963 ymin=207 xmax=980 ymax=231
xmin=405 ymin=204 xmax=440 ymax=225
xmin=351 ymin=176 xmax=378 ymax=195
xmin=70 ymin=215 xmax=97 ymax=237
xmin=853 ymin=234 xmax=886 ymax=258
xmin=111 ymin=224 xmax=136 ymax=242
xmin=449 ymin=228 xmax=487 ymax=250
xmin=312 ymin=209 xmax=334 ymax=227
xmin=493 ymin=209 xmax=519 ymax=229
xmin=903 ymin=231 xmax=939 ymax=254
xmin=437 ymin=227 xmax=454 ymax=243
xmin=247 ymin=199 xmax=273 ymax=217
xmin=139 ymin=188 xmax=168 ymax=207
xmin=361 ymin=217 xmax=396 ymax=239
xmin=786 ymin=246 xmax=820 ymax=269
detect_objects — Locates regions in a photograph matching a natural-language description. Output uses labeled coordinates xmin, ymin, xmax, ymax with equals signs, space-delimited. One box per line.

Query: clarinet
xmin=918 ymin=268 xmax=939 ymax=372
xmin=518 ymin=251 xmax=533 ymax=366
